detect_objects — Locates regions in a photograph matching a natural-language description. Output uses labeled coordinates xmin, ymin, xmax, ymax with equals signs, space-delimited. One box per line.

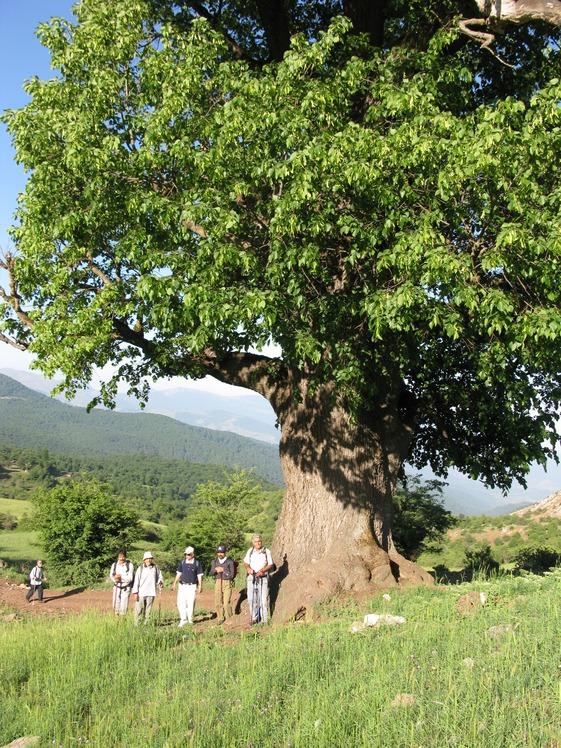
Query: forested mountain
xmin=0 ymin=443 xmax=281 ymax=524
xmin=0 ymin=374 xmax=283 ymax=486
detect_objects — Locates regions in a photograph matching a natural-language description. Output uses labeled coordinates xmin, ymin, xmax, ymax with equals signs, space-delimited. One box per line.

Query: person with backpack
xmin=171 ymin=546 xmax=203 ymax=627
xmin=243 ymin=534 xmax=274 ymax=625
xmin=25 ymin=559 xmax=47 ymax=603
xmin=110 ymin=549 xmax=134 ymax=615
xmin=131 ymin=551 xmax=163 ymax=626
xmin=210 ymin=544 xmax=236 ymax=624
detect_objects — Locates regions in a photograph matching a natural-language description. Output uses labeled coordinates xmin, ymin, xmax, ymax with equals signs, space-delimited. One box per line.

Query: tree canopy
xmin=2 ymin=0 xmax=561 ymax=613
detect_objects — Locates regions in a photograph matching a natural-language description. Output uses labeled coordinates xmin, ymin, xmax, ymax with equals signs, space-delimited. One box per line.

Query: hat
xmin=143 ymin=551 xmax=154 ymax=560
xmin=184 ymin=546 xmax=195 ymax=555
xmin=217 ymin=545 xmax=226 ymax=553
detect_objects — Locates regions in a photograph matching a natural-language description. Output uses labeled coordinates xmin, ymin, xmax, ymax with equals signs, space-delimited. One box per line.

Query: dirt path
xmin=0 ymin=578 xmax=250 ymax=629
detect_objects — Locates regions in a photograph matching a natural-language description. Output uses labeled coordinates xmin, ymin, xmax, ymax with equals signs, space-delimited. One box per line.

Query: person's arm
xmin=171 ymin=570 xmax=181 ymax=591
xmin=256 ymin=550 xmax=274 ymax=576
xmin=243 ymin=551 xmax=253 ymax=576
xmin=197 ymin=573 xmax=203 ymax=593
xmin=132 ymin=568 xmax=140 ymax=598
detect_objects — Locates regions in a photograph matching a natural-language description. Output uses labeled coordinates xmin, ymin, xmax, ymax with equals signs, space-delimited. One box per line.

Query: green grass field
xmin=0 ymin=529 xmax=42 ymax=572
xmin=2 ymin=572 xmax=561 ymax=747
xmin=0 ymin=496 xmax=33 ymax=519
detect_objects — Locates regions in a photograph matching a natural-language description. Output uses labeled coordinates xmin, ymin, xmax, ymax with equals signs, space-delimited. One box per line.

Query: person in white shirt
xmin=132 ymin=551 xmax=163 ymax=625
xmin=110 ymin=549 xmax=134 ymax=615
xmin=243 ymin=535 xmax=274 ymax=625
xmin=26 ymin=560 xmax=46 ymax=603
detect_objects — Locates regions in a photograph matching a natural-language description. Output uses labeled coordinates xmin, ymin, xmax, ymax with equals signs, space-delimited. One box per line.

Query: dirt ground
xmin=0 ymin=578 xmax=252 ymax=629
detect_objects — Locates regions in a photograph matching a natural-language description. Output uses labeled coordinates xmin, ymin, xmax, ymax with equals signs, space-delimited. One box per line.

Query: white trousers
xmin=177 ymin=583 xmax=197 ymax=623
xmin=112 ymin=586 xmax=131 ymax=615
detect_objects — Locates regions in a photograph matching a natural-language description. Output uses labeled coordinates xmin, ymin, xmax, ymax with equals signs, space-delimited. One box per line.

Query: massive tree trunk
xmin=268 ymin=371 xmax=433 ymax=620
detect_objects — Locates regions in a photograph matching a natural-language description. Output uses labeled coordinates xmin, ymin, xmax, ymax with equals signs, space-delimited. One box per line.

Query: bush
xmin=513 ymin=546 xmax=561 ymax=574
xmin=463 ymin=545 xmax=500 ymax=576
xmin=34 ymin=479 xmax=141 ymax=585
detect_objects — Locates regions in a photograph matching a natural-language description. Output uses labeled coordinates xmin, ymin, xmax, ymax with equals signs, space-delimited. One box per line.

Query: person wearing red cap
xmin=210 ymin=544 xmax=236 ymax=624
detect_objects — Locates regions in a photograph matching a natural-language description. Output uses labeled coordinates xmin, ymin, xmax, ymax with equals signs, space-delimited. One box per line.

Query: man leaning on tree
xmin=244 ymin=535 xmax=274 ymax=625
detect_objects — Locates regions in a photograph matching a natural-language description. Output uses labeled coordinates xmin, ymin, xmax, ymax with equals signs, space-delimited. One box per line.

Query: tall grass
xmin=2 ymin=573 xmax=561 ymax=747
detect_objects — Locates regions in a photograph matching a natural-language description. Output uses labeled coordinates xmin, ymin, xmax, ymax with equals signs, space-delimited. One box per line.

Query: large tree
xmin=2 ymin=0 xmax=561 ymax=618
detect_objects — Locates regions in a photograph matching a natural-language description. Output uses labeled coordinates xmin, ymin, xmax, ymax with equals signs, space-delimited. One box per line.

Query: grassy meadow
xmin=2 ymin=573 xmax=561 ymax=747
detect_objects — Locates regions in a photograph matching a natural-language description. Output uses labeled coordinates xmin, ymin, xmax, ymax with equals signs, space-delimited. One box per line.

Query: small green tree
xmin=513 ymin=546 xmax=561 ymax=574
xmin=35 ymin=479 xmax=141 ymax=584
xmin=392 ymin=475 xmax=455 ymax=561
xmin=463 ymin=545 xmax=500 ymax=577
xmin=163 ymin=470 xmax=262 ymax=572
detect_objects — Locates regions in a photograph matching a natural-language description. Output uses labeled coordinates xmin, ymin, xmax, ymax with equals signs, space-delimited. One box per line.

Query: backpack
xmin=111 ymin=560 xmax=133 ymax=586
xmin=249 ymin=547 xmax=276 ymax=575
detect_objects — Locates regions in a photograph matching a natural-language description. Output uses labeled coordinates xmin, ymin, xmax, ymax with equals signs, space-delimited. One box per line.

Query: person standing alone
xmin=25 ymin=559 xmax=47 ymax=603
xmin=172 ymin=546 xmax=203 ymax=627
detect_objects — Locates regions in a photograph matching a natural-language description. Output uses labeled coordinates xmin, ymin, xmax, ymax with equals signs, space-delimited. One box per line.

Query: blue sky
xmin=0 ymin=0 xmax=76 ymax=370
xmin=0 ymin=1 xmax=559 ymax=504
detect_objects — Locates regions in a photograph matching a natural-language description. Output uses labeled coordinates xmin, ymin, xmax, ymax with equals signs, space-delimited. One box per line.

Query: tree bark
xmin=268 ymin=376 xmax=433 ymax=620
xmin=473 ymin=0 xmax=561 ymax=27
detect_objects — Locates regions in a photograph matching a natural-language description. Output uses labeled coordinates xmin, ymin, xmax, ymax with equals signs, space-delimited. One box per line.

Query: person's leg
xmin=260 ymin=577 xmax=269 ymax=623
xmin=247 ymin=577 xmax=255 ymax=623
xmin=177 ymin=584 xmax=188 ymax=625
xmin=214 ymin=580 xmax=223 ymax=621
xmin=134 ymin=598 xmax=143 ymax=626
xmin=223 ymin=580 xmax=233 ymax=620
xmin=37 ymin=583 xmax=43 ymax=602
xmin=121 ymin=589 xmax=131 ymax=614
xmin=185 ymin=584 xmax=196 ymax=623
xmin=144 ymin=596 xmax=154 ymax=623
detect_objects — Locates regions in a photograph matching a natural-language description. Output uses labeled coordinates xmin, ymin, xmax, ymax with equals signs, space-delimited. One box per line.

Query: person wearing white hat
xmin=171 ymin=546 xmax=203 ymax=627
xmin=131 ymin=551 xmax=163 ymax=626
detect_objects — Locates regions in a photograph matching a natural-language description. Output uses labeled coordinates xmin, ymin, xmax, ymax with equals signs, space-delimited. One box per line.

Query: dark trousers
xmin=26 ymin=584 xmax=43 ymax=602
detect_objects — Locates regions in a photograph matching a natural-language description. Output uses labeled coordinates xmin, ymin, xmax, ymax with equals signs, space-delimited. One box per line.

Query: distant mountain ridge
xmin=0 ymin=373 xmax=283 ymax=486
xmin=2 ymin=368 xmax=558 ymax=516
xmin=0 ymin=367 xmax=280 ymax=445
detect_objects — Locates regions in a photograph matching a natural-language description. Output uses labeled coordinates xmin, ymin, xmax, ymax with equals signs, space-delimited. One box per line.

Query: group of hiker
xmin=108 ymin=533 xmax=274 ymax=626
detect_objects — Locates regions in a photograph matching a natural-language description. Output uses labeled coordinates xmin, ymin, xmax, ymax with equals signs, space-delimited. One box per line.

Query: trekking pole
xmin=251 ymin=573 xmax=259 ymax=624
xmin=257 ymin=575 xmax=262 ymax=625
xmin=158 ymin=586 xmax=162 ymax=626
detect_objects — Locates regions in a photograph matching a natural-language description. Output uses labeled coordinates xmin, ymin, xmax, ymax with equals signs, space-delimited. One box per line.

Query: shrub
xmin=513 ymin=546 xmax=561 ymax=574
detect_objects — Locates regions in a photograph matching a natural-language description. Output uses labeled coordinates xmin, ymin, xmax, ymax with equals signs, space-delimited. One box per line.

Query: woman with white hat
xmin=131 ymin=551 xmax=163 ymax=626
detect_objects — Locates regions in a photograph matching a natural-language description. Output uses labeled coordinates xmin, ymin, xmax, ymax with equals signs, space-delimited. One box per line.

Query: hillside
xmin=418 ymin=488 xmax=561 ymax=570
xmin=0 ymin=373 xmax=283 ymax=486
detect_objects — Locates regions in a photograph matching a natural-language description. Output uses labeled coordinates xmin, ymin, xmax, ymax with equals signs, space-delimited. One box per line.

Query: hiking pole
xmin=257 ymin=575 xmax=262 ymax=625
xmin=158 ymin=586 xmax=162 ymax=626
xmin=251 ymin=573 xmax=259 ymax=624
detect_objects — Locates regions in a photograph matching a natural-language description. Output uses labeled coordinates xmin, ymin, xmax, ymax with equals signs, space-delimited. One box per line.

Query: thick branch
xmin=0 ymin=251 xmax=35 ymax=341
xmin=473 ymin=0 xmax=561 ymax=27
